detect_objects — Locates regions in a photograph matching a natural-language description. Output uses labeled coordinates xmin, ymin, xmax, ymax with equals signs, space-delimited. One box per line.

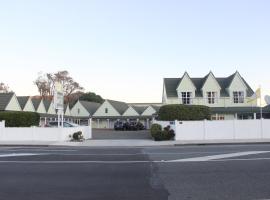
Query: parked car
xmin=114 ymin=121 xmax=145 ymax=131
xmin=45 ymin=121 xmax=79 ymax=128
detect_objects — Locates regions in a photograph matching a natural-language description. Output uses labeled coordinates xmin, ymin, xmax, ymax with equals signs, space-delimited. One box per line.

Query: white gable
xmin=36 ymin=100 xmax=46 ymax=114
xmin=123 ymin=106 xmax=139 ymax=116
xmin=70 ymin=101 xmax=90 ymax=117
xmin=202 ymin=73 xmax=221 ymax=91
xmin=47 ymin=103 xmax=56 ymax=115
xmin=5 ymin=94 xmax=21 ymax=111
xmin=141 ymin=106 xmax=156 ymax=116
xmin=228 ymin=72 xmax=247 ymax=97
xmin=65 ymin=105 xmax=71 ymax=116
xmin=202 ymin=73 xmax=221 ymax=97
xmin=23 ymin=98 xmax=35 ymax=112
xmin=93 ymin=100 xmax=120 ymax=117
xmin=176 ymin=73 xmax=196 ymax=98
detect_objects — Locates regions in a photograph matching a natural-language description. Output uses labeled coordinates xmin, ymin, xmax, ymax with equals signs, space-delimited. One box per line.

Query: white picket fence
xmin=153 ymin=119 xmax=270 ymax=141
xmin=0 ymin=121 xmax=92 ymax=141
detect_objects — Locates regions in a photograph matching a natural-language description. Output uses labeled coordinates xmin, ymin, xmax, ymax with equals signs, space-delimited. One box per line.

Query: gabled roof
xmin=152 ymin=105 xmax=161 ymax=112
xmin=31 ymin=98 xmax=42 ymax=111
xmin=107 ymin=100 xmax=129 ymax=115
xmin=17 ymin=96 xmax=30 ymax=110
xmin=201 ymin=71 xmax=221 ymax=90
xmin=176 ymin=72 xmax=196 ymax=90
xmin=0 ymin=93 xmax=14 ymax=111
xmin=80 ymin=101 xmax=101 ymax=116
xmin=132 ymin=106 xmax=147 ymax=115
xmin=164 ymin=72 xmax=254 ymax=98
xmin=43 ymin=99 xmax=52 ymax=112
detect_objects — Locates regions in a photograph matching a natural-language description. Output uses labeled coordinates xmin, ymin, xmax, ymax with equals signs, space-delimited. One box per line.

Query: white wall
xmin=0 ymin=121 xmax=91 ymax=141
xmin=154 ymin=119 xmax=270 ymax=141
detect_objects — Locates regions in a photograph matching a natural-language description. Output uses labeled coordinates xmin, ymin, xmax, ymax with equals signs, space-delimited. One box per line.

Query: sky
xmin=0 ymin=0 xmax=269 ymax=103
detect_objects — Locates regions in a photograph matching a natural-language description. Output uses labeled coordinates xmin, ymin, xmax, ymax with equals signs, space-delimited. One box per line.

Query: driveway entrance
xmin=92 ymin=129 xmax=152 ymax=140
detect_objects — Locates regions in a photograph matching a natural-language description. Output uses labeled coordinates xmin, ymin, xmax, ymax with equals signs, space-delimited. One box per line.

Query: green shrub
xmin=157 ymin=104 xmax=210 ymax=121
xmin=150 ymin=124 xmax=175 ymax=141
xmin=0 ymin=111 xmax=40 ymax=127
xmin=72 ymin=131 xmax=84 ymax=141
xmin=150 ymin=124 xmax=162 ymax=137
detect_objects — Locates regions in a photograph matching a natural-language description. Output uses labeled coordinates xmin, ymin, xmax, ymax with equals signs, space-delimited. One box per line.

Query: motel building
xmin=0 ymin=71 xmax=270 ymax=130
xmin=162 ymin=71 xmax=269 ymax=120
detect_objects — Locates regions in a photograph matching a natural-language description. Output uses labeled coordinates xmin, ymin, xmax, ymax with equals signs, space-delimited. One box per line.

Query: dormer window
xmin=181 ymin=92 xmax=192 ymax=105
xmin=105 ymin=108 xmax=108 ymax=113
xmin=233 ymin=91 xmax=244 ymax=103
xmin=207 ymin=92 xmax=217 ymax=104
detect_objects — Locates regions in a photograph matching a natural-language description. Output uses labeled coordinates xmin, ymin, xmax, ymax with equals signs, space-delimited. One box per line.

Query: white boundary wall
xmin=0 ymin=121 xmax=92 ymax=141
xmin=154 ymin=119 xmax=270 ymax=141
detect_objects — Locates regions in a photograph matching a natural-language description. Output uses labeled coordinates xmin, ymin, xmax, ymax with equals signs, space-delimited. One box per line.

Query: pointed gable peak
xmin=201 ymin=71 xmax=221 ymax=90
xmin=177 ymin=72 xmax=196 ymax=90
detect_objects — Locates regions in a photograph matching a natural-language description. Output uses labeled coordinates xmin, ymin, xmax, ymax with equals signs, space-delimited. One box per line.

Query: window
xmin=105 ymin=108 xmax=108 ymax=113
xmin=181 ymin=92 xmax=192 ymax=105
xmin=77 ymin=108 xmax=80 ymax=114
xmin=207 ymin=92 xmax=217 ymax=104
xmin=233 ymin=91 xmax=244 ymax=103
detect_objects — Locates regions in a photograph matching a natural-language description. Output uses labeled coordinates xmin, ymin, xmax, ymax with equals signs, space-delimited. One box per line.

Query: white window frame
xmin=181 ymin=92 xmax=192 ymax=105
xmin=207 ymin=91 xmax=217 ymax=104
xmin=233 ymin=91 xmax=244 ymax=103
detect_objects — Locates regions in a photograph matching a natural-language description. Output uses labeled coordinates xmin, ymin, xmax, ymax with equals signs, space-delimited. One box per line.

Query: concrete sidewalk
xmin=53 ymin=138 xmax=270 ymax=147
xmin=2 ymin=139 xmax=270 ymax=147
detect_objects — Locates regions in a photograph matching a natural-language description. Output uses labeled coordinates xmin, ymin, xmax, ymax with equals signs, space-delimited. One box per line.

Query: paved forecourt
xmin=1 ymin=144 xmax=270 ymax=199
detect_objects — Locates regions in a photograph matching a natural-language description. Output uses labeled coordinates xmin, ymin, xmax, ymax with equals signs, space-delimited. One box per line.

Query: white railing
xmin=153 ymin=119 xmax=270 ymax=141
xmin=0 ymin=121 xmax=92 ymax=141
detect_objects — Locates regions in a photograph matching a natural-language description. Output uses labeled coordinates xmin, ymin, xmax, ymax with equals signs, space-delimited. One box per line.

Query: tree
xmin=0 ymin=82 xmax=10 ymax=93
xmin=79 ymin=92 xmax=104 ymax=104
xmin=34 ymin=70 xmax=84 ymax=102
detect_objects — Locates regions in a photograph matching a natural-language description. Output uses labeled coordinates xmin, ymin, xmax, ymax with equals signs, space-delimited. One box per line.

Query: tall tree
xmin=0 ymin=82 xmax=10 ymax=93
xmin=79 ymin=92 xmax=104 ymax=104
xmin=34 ymin=70 xmax=84 ymax=102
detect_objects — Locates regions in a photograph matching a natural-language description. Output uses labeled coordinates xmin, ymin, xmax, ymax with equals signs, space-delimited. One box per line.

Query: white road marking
xmin=0 ymin=153 xmax=43 ymax=157
xmin=168 ymin=151 xmax=270 ymax=162
xmin=1 ymin=157 xmax=270 ymax=164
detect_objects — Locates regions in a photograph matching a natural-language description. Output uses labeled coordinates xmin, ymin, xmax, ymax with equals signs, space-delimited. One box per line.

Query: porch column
xmin=254 ymin=113 xmax=257 ymax=120
xmin=107 ymin=119 xmax=110 ymax=129
xmin=234 ymin=113 xmax=238 ymax=120
xmin=146 ymin=118 xmax=150 ymax=129
xmin=97 ymin=119 xmax=100 ymax=128
xmin=215 ymin=113 xmax=218 ymax=120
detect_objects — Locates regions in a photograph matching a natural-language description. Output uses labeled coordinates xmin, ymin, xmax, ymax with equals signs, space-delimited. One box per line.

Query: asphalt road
xmin=1 ymin=144 xmax=270 ymax=200
xmin=92 ymin=129 xmax=152 ymax=140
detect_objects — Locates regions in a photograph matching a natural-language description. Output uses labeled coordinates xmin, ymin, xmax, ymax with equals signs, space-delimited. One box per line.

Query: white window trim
xmin=206 ymin=91 xmax=217 ymax=104
xmin=181 ymin=92 xmax=192 ymax=105
xmin=233 ymin=91 xmax=245 ymax=103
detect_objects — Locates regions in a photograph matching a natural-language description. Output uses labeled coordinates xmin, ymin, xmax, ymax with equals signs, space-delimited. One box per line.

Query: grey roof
xmin=80 ymin=101 xmax=101 ymax=116
xmin=43 ymin=99 xmax=52 ymax=112
xmin=152 ymin=105 xmax=161 ymax=112
xmin=17 ymin=96 xmax=30 ymax=110
xmin=31 ymin=98 xmax=42 ymax=111
xmin=164 ymin=72 xmax=254 ymax=98
xmin=0 ymin=93 xmax=14 ymax=111
xmin=210 ymin=107 xmax=262 ymax=114
xmin=132 ymin=106 xmax=147 ymax=115
xmin=107 ymin=100 xmax=129 ymax=115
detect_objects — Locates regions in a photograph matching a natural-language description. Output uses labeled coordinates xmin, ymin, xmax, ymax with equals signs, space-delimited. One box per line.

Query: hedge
xmin=157 ymin=104 xmax=211 ymax=121
xmin=0 ymin=111 xmax=40 ymax=127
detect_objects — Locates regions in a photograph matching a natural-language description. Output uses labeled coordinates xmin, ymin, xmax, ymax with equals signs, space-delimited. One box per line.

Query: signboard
xmin=53 ymin=82 xmax=64 ymax=110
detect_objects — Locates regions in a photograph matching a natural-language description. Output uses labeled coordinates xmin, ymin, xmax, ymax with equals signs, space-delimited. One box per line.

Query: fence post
xmin=174 ymin=120 xmax=178 ymax=140
xmin=203 ymin=120 xmax=206 ymax=140
xmin=233 ymin=119 xmax=236 ymax=139
xmin=260 ymin=118 xmax=263 ymax=139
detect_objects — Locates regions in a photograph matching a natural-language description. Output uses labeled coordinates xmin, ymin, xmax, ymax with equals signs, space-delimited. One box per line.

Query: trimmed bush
xmin=0 ymin=111 xmax=40 ymax=127
xmin=72 ymin=131 xmax=84 ymax=141
xmin=157 ymin=104 xmax=211 ymax=121
xmin=150 ymin=124 xmax=175 ymax=141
